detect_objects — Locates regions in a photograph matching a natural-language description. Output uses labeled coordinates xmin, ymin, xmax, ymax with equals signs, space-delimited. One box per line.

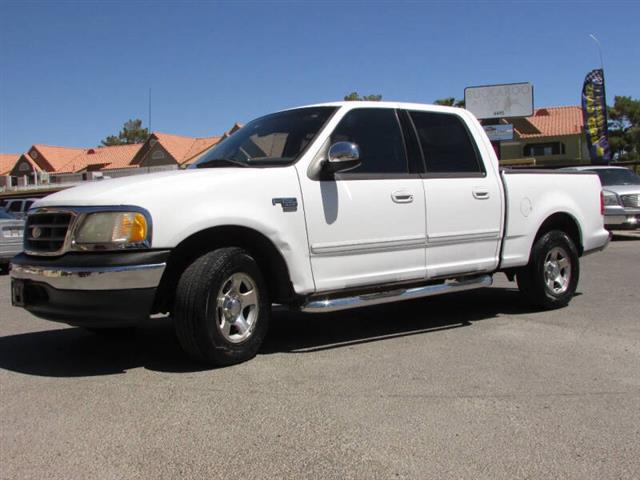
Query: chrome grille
xmin=24 ymin=212 xmax=73 ymax=254
xmin=621 ymin=194 xmax=639 ymax=208
xmin=1 ymin=225 xmax=23 ymax=239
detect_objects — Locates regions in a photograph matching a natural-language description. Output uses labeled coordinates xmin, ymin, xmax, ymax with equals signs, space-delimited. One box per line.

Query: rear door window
xmin=409 ymin=111 xmax=484 ymax=175
xmin=8 ymin=201 xmax=22 ymax=213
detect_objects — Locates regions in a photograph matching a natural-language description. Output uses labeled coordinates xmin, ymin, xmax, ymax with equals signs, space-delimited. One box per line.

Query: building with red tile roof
xmin=499 ymin=106 xmax=588 ymax=165
xmin=7 ymin=143 xmax=143 ymax=178
xmin=2 ymin=123 xmax=236 ymax=186
xmin=132 ymin=132 xmax=221 ymax=167
xmin=24 ymin=144 xmax=86 ymax=172
xmin=512 ymin=106 xmax=583 ymax=139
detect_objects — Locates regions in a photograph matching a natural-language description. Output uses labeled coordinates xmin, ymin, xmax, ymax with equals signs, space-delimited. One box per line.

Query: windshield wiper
xmin=196 ymin=158 xmax=249 ymax=169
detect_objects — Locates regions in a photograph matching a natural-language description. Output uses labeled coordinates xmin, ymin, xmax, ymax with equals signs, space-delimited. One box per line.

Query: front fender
xmin=149 ymin=169 xmax=314 ymax=294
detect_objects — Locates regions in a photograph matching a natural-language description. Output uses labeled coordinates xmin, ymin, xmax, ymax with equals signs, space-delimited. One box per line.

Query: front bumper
xmin=603 ymin=204 xmax=640 ymax=230
xmin=604 ymin=213 xmax=640 ymax=230
xmin=10 ymin=250 xmax=170 ymax=327
xmin=0 ymin=240 xmax=22 ymax=263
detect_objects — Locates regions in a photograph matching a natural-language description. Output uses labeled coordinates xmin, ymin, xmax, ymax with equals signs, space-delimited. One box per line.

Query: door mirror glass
xmin=325 ymin=142 xmax=361 ymax=173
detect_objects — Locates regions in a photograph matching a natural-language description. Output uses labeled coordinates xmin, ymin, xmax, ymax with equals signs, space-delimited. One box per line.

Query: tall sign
xmin=465 ymin=82 xmax=533 ymax=162
xmin=581 ymin=69 xmax=611 ymax=164
xmin=465 ymin=82 xmax=534 ymax=120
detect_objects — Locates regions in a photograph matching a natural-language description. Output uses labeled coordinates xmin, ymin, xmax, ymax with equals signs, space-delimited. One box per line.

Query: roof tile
xmin=0 ymin=153 xmax=20 ymax=175
xmin=29 ymin=144 xmax=86 ymax=172
xmin=81 ymin=144 xmax=143 ymax=171
xmin=152 ymin=132 xmax=221 ymax=165
xmin=514 ymin=106 xmax=583 ymax=139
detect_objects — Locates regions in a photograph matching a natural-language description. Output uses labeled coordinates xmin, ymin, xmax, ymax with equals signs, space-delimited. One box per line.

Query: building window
xmin=151 ymin=150 xmax=165 ymax=160
xmin=524 ymin=142 xmax=565 ymax=156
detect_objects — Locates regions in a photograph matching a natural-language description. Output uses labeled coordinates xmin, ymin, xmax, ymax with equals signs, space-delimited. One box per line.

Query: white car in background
xmin=562 ymin=166 xmax=640 ymax=230
xmin=0 ymin=198 xmax=38 ymax=220
xmin=0 ymin=210 xmax=24 ymax=273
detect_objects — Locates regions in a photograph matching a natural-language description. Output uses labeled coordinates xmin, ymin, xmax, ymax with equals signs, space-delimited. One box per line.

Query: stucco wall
xmin=500 ymin=133 xmax=590 ymax=165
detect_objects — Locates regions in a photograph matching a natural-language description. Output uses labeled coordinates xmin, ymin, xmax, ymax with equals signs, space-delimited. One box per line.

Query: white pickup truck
xmin=11 ymin=101 xmax=610 ymax=365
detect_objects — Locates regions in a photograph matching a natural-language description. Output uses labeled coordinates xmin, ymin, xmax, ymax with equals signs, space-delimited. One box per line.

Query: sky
xmin=1 ymin=0 xmax=639 ymax=154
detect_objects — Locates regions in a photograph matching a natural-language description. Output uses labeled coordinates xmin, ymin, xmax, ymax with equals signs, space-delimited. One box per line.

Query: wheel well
xmin=534 ymin=213 xmax=583 ymax=255
xmin=152 ymin=226 xmax=295 ymax=313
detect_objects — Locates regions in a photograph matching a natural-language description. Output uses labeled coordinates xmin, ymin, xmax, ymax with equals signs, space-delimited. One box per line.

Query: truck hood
xmin=602 ymin=184 xmax=640 ymax=196
xmin=34 ymin=167 xmax=293 ymax=209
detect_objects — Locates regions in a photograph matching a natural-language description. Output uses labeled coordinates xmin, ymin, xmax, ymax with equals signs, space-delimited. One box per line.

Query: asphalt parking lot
xmin=1 ymin=233 xmax=639 ymax=480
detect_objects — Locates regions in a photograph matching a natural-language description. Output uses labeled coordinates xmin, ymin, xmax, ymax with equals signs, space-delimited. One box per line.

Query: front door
xmin=298 ymin=107 xmax=426 ymax=292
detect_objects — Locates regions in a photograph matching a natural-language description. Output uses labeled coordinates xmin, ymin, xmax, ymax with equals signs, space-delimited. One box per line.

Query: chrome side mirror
xmin=325 ymin=142 xmax=361 ymax=174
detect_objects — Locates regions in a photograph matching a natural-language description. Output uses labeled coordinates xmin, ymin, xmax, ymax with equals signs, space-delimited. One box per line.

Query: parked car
xmin=561 ymin=166 xmax=640 ymax=230
xmin=0 ymin=210 xmax=24 ymax=273
xmin=10 ymin=101 xmax=610 ymax=365
xmin=0 ymin=198 xmax=38 ymax=220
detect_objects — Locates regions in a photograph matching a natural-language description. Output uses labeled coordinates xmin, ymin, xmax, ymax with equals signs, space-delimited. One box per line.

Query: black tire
xmin=517 ymin=230 xmax=580 ymax=309
xmin=173 ymin=247 xmax=270 ymax=366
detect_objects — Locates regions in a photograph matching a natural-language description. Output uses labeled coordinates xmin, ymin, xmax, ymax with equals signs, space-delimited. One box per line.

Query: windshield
xmin=590 ymin=168 xmax=640 ymax=186
xmin=0 ymin=209 xmax=16 ymax=219
xmin=193 ymin=106 xmax=337 ymax=169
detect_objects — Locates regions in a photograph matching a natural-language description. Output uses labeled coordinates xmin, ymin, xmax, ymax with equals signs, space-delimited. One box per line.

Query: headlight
xmin=73 ymin=211 xmax=150 ymax=250
xmin=602 ymin=191 xmax=620 ymax=206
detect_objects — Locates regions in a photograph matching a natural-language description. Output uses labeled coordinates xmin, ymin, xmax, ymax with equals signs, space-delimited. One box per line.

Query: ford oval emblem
xmin=32 ymin=226 xmax=42 ymax=239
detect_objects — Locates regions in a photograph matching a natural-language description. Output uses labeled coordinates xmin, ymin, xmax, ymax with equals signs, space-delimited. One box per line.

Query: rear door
xmin=406 ymin=110 xmax=503 ymax=278
xmin=299 ymin=107 xmax=426 ymax=291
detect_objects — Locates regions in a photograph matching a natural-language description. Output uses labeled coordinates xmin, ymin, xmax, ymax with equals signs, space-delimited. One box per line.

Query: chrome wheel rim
xmin=543 ymin=246 xmax=571 ymax=295
xmin=215 ymin=273 xmax=259 ymax=344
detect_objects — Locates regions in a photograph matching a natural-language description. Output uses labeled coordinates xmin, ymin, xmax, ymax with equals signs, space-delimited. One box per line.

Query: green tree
xmin=608 ymin=96 xmax=640 ymax=161
xmin=344 ymin=92 xmax=383 ymax=101
xmin=101 ymin=119 xmax=149 ymax=146
xmin=433 ymin=97 xmax=465 ymax=108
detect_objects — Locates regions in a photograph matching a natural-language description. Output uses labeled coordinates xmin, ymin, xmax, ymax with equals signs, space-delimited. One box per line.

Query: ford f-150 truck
xmin=10 ymin=102 xmax=610 ymax=365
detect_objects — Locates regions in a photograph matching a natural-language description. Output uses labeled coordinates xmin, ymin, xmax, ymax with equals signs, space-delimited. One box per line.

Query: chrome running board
xmin=300 ymin=275 xmax=493 ymax=313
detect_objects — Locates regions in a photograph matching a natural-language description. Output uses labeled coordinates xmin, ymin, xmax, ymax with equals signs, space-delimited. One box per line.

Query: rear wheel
xmin=173 ymin=247 xmax=269 ymax=366
xmin=517 ymin=230 xmax=580 ymax=309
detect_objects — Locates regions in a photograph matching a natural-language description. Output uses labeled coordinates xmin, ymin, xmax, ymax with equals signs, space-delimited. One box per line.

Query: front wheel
xmin=173 ymin=247 xmax=270 ymax=366
xmin=516 ymin=230 xmax=580 ymax=309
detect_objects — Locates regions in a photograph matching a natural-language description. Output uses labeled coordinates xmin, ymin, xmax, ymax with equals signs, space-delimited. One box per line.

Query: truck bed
xmin=500 ymin=169 xmax=609 ymax=269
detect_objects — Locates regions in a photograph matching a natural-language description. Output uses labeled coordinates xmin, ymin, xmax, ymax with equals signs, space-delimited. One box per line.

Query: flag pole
xmin=589 ymin=34 xmax=604 ymax=70
xmin=589 ymin=34 xmax=610 ymax=163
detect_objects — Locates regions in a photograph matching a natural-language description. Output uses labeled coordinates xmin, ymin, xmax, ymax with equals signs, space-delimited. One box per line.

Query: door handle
xmin=391 ymin=191 xmax=414 ymax=203
xmin=472 ymin=189 xmax=490 ymax=200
